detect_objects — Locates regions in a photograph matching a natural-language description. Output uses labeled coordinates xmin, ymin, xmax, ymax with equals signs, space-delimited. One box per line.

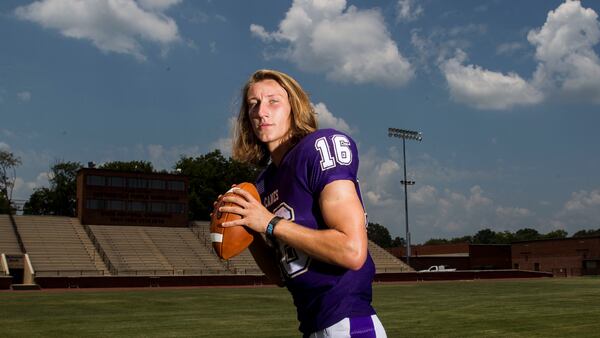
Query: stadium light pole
xmin=388 ymin=128 xmax=422 ymax=267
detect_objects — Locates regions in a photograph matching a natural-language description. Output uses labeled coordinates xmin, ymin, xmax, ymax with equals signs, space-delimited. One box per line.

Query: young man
xmin=220 ymin=69 xmax=386 ymax=337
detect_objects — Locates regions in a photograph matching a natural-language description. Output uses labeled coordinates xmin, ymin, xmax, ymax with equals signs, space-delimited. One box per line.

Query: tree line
xmin=1 ymin=148 xmax=599 ymax=245
xmin=0 ymin=149 xmax=257 ymax=219
xmin=367 ymin=224 xmax=600 ymax=248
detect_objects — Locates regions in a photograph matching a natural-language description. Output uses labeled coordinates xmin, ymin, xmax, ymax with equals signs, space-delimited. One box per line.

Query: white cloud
xmin=360 ymin=150 xmax=600 ymax=240
xmin=496 ymin=42 xmax=525 ymax=55
xmin=528 ymin=0 xmax=600 ymax=103
xmin=208 ymin=116 xmax=237 ymax=157
xmin=440 ymin=1 xmax=600 ymax=110
xmin=146 ymin=144 xmax=164 ymax=161
xmin=396 ymin=0 xmax=423 ymax=23
xmin=15 ymin=0 xmax=181 ymax=61
xmin=0 ymin=142 xmax=10 ymax=152
xmin=496 ymin=206 xmax=533 ymax=218
xmin=17 ymin=91 xmax=32 ymax=102
xmin=448 ymin=23 xmax=487 ymax=37
xmin=359 ymin=147 xmax=539 ymax=241
xmin=137 ymin=0 xmax=181 ymax=11
xmin=410 ymin=24 xmax=488 ymax=74
xmin=440 ymin=49 xmax=544 ymax=110
xmin=250 ymin=0 xmax=413 ymax=86
xmin=100 ymin=143 xmax=203 ymax=172
xmin=550 ymin=188 xmax=600 ymax=234
xmin=12 ymin=172 xmax=51 ymax=202
xmin=313 ymin=102 xmax=352 ymax=134
xmin=564 ymin=189 xmax=600 ymax=212
xmin=210 ymin=138 xmax=232 ymax=157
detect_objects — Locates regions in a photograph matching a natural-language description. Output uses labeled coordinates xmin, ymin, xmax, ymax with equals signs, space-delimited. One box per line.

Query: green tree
xmin=22 ymin=188 xmax=53 ymax=215
xmin=23 ymin=161 xmax=83 ymax=216
xmin=514 ymin=228 xmax=541 ymax=242
xmin=0 ymin=150 xmax=21 ymax=214
xmin=367 ymin=222 xmax=393 ymax=248
xmin=473 ymin=228 xmax=496 ymax=244
xmin=450 ymin=235 xmax=473 ymax=244
xmin=424 ymin=238 xmax=449 ymax=245
xmin=175 ymin=150 xmax=259 ymax=220
xmin=99 ymin=160 xmax=154 ymax=173
xmin=493 ymin=231 xmax=515 ymax=244
xmin=572 ymin=228 xmax=600 ymax=238
xmin=543 ymin=229 xmax=568 ymax=239
xmin=391 ymin=236 xmax=406 ymax=247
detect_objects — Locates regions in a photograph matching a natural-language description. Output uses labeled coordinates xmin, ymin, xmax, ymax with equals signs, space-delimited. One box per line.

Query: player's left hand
xmin=219 ymin=187 xmax=274 ymax=234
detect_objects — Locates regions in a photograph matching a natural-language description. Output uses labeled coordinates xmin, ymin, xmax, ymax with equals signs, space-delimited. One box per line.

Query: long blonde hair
xmin=233 ymin=69 xmax=317 ymax=166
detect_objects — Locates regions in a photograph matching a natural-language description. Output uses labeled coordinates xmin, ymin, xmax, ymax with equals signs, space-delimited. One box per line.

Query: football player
xmin=220 ymin=69 xmax=387 ymax=338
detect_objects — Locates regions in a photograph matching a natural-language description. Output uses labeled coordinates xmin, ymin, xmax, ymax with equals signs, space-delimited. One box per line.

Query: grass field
xmin=1 ymin=277 xmax=600 ymax=337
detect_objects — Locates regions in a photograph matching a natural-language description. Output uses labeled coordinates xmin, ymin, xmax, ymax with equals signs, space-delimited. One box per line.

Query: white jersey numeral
xmin=273 ymin=203 xmax=310 ymax=278
xmin=315 ymin=137 xmax=336 ymax=170
xmin=332 ymin=134 xmax=352 ymax=165
xmin=315 ymin=135 xmax=352 ymax=171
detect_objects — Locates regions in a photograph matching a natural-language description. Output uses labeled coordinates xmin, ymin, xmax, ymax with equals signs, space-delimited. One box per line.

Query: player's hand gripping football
xmin=219 ymin=186 xmax=275 ymax=235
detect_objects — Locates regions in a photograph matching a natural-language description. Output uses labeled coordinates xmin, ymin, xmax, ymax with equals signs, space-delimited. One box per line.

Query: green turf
xmin=1 ymin=277 xmax=599 ymax=337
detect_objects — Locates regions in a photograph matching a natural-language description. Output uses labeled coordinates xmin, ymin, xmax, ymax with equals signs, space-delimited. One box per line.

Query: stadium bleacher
xmin=368 ymin=241 xmax=413 ymax=273
xmin=90 ymin=224 xmax=231 ymax=275
xmin=191 ymin=221 xmax=412 ymax=274
xmin=6 ymin=215 xmax=410 ymax=282
xmin=0 ymin=214 xmax=22 ymax=255
xmin=190 ymin=221 xmax=262 ymax=275
xmin=14 ymin=216 xmax=109 ymax=276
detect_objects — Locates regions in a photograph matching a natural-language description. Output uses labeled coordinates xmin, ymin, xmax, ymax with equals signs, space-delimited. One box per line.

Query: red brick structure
xmin=512 ymin=236 xmax=600 ymax=276
xmin=388 ymin=243 xmax=511 ymax=271
xmin=77 ymin=168 xmax=189 ymax=227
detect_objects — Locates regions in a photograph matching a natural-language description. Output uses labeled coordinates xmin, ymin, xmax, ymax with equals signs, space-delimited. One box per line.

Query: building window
xmin=128 ymin=201 xmax=146 ymax=212
xmin=107 ymin=200 xmax=125 ymax=210
xmin=108 ymin=177 xmax=125 ymax=187
xmin=168 ymin=203 xmax=184 ymax=214
xmin=149 ymin=202 xmax=166 ymax=213
xmin=128 ymin=178 xmax=148 ymax=189
xmin=514 ymin=263 xmax=519 ymax=270
xmin=86 ymin=199 xmax=104 ymax=210
xmin=87 ymin=175 xmax=106 ymax=186
xmin=534 ymin=263 xmax=540 ymax=271
xmin=149 ymin=179 xmax=165 ymax=190
xmin=167 ymin=180 xmax=185 ymax=191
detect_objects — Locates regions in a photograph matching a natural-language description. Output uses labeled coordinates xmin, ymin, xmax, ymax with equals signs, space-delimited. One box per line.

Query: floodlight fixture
xmin=388 ymin=128 xmax=423 ymax=141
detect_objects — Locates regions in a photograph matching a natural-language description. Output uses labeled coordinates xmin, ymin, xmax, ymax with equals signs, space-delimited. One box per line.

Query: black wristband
xmin=266 ymin=216 xmax=283 ymax=238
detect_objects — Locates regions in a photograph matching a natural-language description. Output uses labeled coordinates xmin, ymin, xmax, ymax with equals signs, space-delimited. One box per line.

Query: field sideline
xmin=1 ymin=277 xmax=599 ymax=337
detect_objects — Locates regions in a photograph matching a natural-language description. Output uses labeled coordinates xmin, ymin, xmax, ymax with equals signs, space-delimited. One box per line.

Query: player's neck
xmin=269 ymin=139 xmax=293 ymax=167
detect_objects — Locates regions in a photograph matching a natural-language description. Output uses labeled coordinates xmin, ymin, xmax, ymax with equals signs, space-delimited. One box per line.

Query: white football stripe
xmin=210 ymin=233 xmax=223 ymax=243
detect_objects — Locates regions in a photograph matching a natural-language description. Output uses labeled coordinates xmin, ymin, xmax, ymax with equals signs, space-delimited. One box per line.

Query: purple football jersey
xmin=256 ymin=128 xmax=376 ymax=335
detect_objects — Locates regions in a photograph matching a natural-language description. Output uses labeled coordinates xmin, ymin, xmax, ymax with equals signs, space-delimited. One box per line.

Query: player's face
xmin=247 ymin=79 xmax=292 ymax=152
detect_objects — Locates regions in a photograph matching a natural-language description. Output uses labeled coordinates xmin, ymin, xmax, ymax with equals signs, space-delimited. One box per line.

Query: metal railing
xmin=34 ymin=269 xmax=109 ymax=277
xmin=7 ymin=213 xmax=26 ymax=254
xmin=80 ymin=223 xmax=117 ymax=275
xmin=113 ymin=268 xmax=244 ymax=276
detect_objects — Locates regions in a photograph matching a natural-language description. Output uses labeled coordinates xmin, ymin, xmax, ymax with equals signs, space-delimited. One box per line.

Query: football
xmin=210 ymin=182 xmax=260 ymax=259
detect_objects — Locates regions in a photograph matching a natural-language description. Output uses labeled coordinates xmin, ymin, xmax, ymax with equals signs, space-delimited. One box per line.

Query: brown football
xmin=210 ymin=182 xmax=259 ymax=259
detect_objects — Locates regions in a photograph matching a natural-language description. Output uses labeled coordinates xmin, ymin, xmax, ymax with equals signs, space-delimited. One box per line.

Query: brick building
xmin=512 ymin=236 xmax=600 ymax=276
xmin=76 ymin=168 xmax=189 ymax=227
xmin=389 ymin=243 xmax=511 ymax=271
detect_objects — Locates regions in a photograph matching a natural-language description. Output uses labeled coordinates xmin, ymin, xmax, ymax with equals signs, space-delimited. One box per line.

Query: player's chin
xmin=254 ymin=133 xmax=271 ymax=143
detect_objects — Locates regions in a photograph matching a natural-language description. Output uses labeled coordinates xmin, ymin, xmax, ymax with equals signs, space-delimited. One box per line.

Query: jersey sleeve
xmin=307 ymin=130 xmax=360 ymax=195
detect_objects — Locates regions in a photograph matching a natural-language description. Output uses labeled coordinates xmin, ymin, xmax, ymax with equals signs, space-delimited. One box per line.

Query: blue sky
xmin=2 ymin=0 xmax=600 ymax=243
